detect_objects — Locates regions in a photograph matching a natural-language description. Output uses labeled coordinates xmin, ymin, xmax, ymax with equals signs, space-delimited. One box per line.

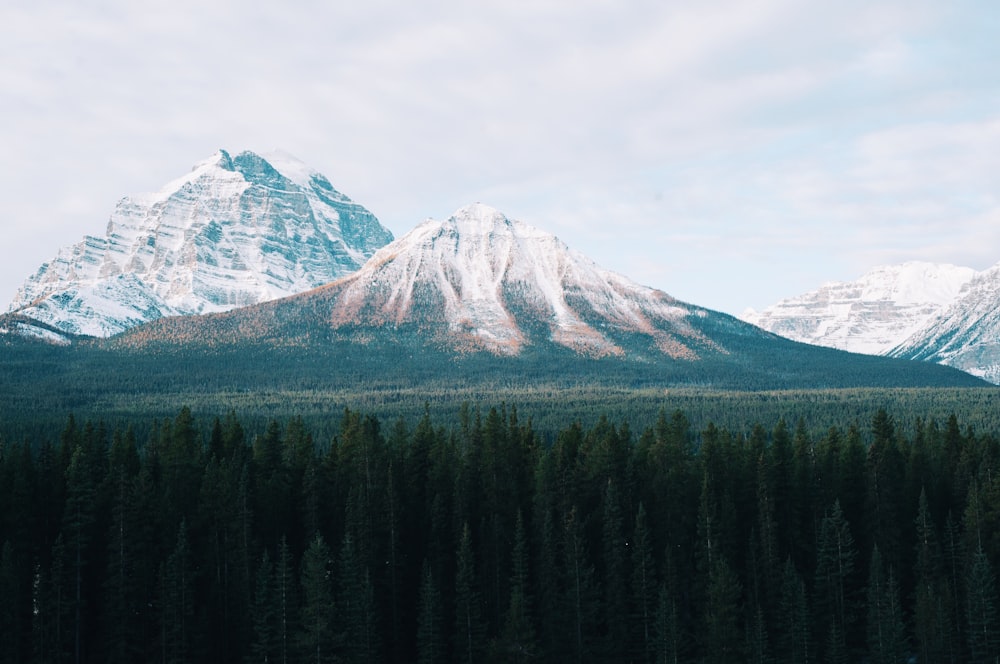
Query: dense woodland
xmin=3 ymin=403 xmax=1000 ymax=663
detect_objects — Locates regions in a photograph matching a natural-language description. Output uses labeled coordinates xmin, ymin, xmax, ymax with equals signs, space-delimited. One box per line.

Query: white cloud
xmin=1 ymin=0 xmax=998 ymax=315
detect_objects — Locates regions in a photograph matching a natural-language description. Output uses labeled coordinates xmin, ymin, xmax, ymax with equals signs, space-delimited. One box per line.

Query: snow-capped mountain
xmin=742 ymin=262 xmax=977 ymax=355
xmin=7 ymin=150 xmax=393 ymax=337
xmin=889 ymin=263 xmax=1000 ymax=383
xmin=323 ymin=203 xmax=725 ymax=357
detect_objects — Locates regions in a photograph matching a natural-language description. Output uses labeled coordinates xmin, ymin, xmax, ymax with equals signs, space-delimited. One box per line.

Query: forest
xmin=2 ymin=402 xmax=1000 ymax=663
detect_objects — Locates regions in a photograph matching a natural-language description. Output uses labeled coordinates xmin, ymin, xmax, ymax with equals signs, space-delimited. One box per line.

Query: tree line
xmin=1 ymin=403 xmax=1000 ymax=662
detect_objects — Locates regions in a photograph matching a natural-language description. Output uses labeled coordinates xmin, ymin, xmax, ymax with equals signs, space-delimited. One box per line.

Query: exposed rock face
xmin=8 ymin=150 xmax=393 ymax=337
xmin=742 ymin=262 xmax=976 ymax=355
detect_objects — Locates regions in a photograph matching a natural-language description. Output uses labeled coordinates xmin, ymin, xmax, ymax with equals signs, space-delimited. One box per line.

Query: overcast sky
xmin=2 ymin=0 xmax=998 ymax=316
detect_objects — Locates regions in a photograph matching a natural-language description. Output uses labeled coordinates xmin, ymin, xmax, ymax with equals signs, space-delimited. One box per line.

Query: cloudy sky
xmin=2 ymin=0 xmax=998 ymax=315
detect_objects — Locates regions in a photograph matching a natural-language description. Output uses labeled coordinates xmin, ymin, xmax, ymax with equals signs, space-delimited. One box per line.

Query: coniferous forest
xmin=4 ymin=403 xmax=1000 ymax=663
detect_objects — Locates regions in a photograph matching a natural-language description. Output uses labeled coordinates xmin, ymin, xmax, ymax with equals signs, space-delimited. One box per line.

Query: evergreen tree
xmin=777 ymin=557 xmax=811 ymax=664
xmin=814 ymin=500 xmax=858 ymax=661
xmin=499 ymin=511 xmax=536 ymax=662
xmin=247 ymin=550 xmax=277 ymax=664
xmin=913 ymin=487 xmax=955 ymax=663
xmin=338 ymin=530 xmax=380 ymax=663
xmin=654 ymin=581 xmax=682 ymax=664
xmin=705 ymin=555 xmax=743 ymax=664
xmin=161 ymin=519 xmax=195 ymax=664
xmin=275 ymin=536 xmax=296 ymax=664
xmin=417 ymin=560 xmax=446 ymax=664
xmin=966 ymin=543 xmax=1000 ymax=663
xmin=563 ymin=506 xmax=600 ymax=664
xmin=865 ymin=546 xmax=907 ymax=664
xmin=298 ymin=533 xmax=336 ymax=664
xmin=630 ymin=503 xmax=658 ymax=664
xmin=601 ymin=479 xmax=628 ymax=658
xmin=453 ymin=522 xmax=487 ymax=664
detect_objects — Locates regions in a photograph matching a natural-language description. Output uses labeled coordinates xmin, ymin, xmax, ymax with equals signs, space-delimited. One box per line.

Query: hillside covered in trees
xmin=3 ymin=403 xmax=1000 ymax=662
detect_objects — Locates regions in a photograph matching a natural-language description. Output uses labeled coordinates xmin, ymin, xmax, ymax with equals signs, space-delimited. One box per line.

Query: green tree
xmin=814 ymin=500 xmax=858 ymax=661
xmin=966 ymin=543 xmax=1000 ymax=663
xmin=630 ymin=503 xmax=658 ymax=663
xmin=161 ymin=520 xmax=195 ymax=664
xmin=499 ymin=511 xmax=536 ymax=662
xmin=248 ymin=550 xmax=277 ymax=664
xmin=865 ymin=545 xmax=907 ymax=664
xmin=454 ymin=523 xmax=487 ymax=664
xmin=776 ymin=557 xmax=811 ymax=664
xmin=417 ymin=560 xmax=446 ymax=664
xmin=298 ymin=534 xmax=336 ymax=664
xmin=563 ymin=506 xmax=600 ymax=664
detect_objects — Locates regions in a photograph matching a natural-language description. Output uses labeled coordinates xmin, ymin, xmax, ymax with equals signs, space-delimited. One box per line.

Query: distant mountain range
xmin=6 ymin=150 xmax=393 ymax=337
xmin=743 ymin=262 xmax=1000 ymax=383
xmin=99 ymin=203 xmax=979 ymax=391
xmin=0 ymin=153 xmax=989 ymax=391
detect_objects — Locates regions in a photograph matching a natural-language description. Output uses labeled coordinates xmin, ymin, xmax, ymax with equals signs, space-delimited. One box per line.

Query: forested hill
xmin=3 ymin=404 xmax=1000 ymax=662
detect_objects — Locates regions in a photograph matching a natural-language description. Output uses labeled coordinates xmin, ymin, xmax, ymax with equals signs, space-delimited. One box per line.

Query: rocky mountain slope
xmin=742 ymin=262 xmax=977 ymax=355
xmin=6 ymin=150 xmax=393 ymax=337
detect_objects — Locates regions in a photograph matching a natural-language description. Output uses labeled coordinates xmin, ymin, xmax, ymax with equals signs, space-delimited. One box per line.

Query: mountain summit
xmin=322 ymin=203 xmax=716 ymax=357
xmin=7 ymin=150 xmax=393 ymax=337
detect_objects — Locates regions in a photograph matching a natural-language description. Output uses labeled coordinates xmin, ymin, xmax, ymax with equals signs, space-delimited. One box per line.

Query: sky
xmin=2 ymin=0 xmax=999 ymax=316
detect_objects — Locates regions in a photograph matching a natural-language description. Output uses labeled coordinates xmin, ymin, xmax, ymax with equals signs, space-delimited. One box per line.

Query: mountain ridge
xmin=6 ymin=149 xmax=393 ymax=337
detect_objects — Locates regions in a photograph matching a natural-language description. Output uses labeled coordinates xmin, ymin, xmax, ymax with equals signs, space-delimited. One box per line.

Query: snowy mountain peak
xmin=324 ymin=205 xmax=712 ymax=358
xmin=742 ymin=261 xmax=976 ymax=356
xmin=8 ymin=150 xmax=394 ymax=337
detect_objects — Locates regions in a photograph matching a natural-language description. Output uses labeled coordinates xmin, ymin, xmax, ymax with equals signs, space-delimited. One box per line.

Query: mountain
xmin=107 ymin=204 xmax=984 ymax=390
xmin=889 ymin=263 xmax=1000 ymax=383
xmin=742 ymin=262 xmax=977 ymax=355
xmin=6 ymin=150 xmax=394 ymax=337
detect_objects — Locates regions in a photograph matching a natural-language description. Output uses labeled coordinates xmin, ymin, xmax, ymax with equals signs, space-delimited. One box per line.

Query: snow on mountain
xmin=324 ymin=203 xmax=714 ymax=357
xmin=742 ymin=262 xmax=977 ymax=356
xmin=889 ymin=263 xmax=1000 ymax=383
xmin=7 ymin=150 xmax=393 ymax=337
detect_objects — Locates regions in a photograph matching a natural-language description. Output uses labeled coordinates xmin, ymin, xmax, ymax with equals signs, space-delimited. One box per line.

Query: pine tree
xmin=705 ymin=555 xmax=743 ymax=663
xmin=338 ymin=530 xmax=380 ymax=663
xmin=454 ymin=522 xmax=487 ymax=664
xmin=814 ymin=500 xmax=858 ymax=661
xmin=865 ymin=545 xmax=907 ymax=664
xmin=275 ymin=536 xmax=296 ymax=664
xmin=248 ymin=550 xmax=277 ymax=664
xmin=913 ymin=487 xmax=953 ymax=663
xmin=966 ymin=542 xmax=1000 ymax=663
xmin=161 ymin=519 xmax=195 ymax=664
xmin=298 ymin=533 xmax=336 ymax=664
xmin=499 ymin=511 xmax=536 ymax=662
xmin=417 ymin=560 xmax=446 ymax=664
xmin=631 ymin=503 xmax=658 ymax=664
xmin=563 ymin=505 xmax=601 ymax=664
xmin=601 ymin=479 xmax=628 ymax=657
xmin=777 ymin=557 xmax=811 ymax=664
xmin=654 ymin=581 xmax=682 ymax=664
